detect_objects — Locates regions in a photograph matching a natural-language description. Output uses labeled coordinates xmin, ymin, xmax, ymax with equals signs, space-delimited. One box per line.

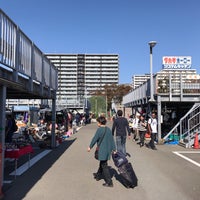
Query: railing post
xmin=180 ymin=119 xmax=182 ymax=140
xmin=0 ymin=85 xmax=6 ymax=198
xmin=51 ymin=97 xmax=56 ymax=148
xmin=157 ymin=95 xmax=162 ymax=143
xmin=187 ymin=119 xmax=191 ymax=148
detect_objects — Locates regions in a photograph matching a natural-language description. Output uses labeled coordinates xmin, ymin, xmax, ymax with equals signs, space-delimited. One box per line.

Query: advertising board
xmin=162 ymin=56 xmax=192 ymax=70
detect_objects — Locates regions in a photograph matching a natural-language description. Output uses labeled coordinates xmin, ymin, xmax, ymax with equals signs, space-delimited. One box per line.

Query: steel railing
xmin=0 ymin=9 xmax=57 ymax=92
xmin=163 ymin=103 xmax=200 ymax=148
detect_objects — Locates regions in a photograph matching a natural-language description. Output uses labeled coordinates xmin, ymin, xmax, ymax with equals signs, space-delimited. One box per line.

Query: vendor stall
xmin=5 ymin=144 xmax=33 ymax=178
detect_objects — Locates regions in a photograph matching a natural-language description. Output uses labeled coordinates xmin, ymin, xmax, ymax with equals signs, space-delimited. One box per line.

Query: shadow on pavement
xmin=2 ymin=138 xmax=76 ymax=200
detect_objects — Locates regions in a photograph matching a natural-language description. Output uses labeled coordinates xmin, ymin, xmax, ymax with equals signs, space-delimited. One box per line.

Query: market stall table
xmin=5 ymin=145 xmax=34 ymax=178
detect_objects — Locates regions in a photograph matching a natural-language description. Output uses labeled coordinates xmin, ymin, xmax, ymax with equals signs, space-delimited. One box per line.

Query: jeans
xmin=116 ymin=136 xmax=127 ymax=155
xmin=139 ymin=131 xmax=146 ymax=146
xmin=133 ymin=128 xmax=139 ymax=140
xmin=96 ymin=160 xmax=112 ymax=184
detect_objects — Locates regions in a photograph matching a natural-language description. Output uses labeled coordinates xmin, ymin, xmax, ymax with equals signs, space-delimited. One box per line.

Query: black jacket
xmin=112 ymin=117 xmax=131 ymax=136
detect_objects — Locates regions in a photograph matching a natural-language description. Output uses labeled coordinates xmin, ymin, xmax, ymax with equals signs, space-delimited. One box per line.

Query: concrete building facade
xmin=46 ymin=54 xmax=119 ymax=109
xmin=132 ymin=74 xmax=150 ymax=89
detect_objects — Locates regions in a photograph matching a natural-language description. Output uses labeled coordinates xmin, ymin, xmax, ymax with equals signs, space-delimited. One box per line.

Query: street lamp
xmin=148 ymin=41 xmax=157 ymax=102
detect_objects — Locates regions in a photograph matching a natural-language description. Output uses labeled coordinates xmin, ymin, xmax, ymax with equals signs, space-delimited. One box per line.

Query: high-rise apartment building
xmin=132 ymin=74 xmax=150 ymax=89
xmin=46 ymin=54 xmax=119 ymax=108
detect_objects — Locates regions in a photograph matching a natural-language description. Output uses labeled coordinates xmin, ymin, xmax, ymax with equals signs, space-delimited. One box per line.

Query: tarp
xmin=12 ymin=106 xmax=29 ymax=112
xmin=12 ymin=106 xmax=39 ymax=112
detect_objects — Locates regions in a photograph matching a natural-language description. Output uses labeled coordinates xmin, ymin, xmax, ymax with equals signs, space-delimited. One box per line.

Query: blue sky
xmin=1 ymin=0 xmax=200 ymax=83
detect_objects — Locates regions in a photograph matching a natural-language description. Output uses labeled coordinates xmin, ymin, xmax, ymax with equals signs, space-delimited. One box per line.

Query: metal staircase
xmin=163 ymin=103 xmax=200 ymax=148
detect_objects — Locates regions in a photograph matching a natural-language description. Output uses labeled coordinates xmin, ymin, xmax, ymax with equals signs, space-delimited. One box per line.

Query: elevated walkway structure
xmin=123 ymin=69 xmax=200 ymax=144
xmin=0 ymin=8 xmax=58 ymax=193
xmin=0 ymin=9 xmax=57 ymax=99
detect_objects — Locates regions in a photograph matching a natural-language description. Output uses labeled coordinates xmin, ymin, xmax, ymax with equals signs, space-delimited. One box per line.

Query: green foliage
xmin=89 ymin=96 xmax=106 ymax=116
xmin=89 ymin=84 xmax=132 ymax=114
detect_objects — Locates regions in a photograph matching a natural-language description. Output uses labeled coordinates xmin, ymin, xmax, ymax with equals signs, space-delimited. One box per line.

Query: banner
xmin=162 ymin=56 xmax=192 ymax=70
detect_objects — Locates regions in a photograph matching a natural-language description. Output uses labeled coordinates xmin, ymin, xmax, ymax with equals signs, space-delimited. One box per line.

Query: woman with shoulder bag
xmin=87 ymin=116 xmax=116 ymax=187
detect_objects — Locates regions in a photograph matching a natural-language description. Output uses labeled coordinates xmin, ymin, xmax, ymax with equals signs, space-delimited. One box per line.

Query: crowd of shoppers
xmin=129 ymin=112 xmax=158 ymax=150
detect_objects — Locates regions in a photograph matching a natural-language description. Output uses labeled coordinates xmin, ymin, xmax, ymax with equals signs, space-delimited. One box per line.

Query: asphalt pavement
xmin=1 ymin=120 xmax=200 ymax=200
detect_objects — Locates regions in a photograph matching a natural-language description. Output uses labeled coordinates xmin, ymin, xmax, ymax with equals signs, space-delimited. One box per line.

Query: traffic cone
xmin=193 ymin=133 xmax=200 ymax=149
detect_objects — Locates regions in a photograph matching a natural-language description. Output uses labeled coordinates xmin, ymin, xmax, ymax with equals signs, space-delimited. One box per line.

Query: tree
xmin=89 ymin=96 xmax=106 ymax=117
xmin=113 ymin=84 xmax=132 ymax=103
xmin=89 ymin=84 xmax=132 ymax=112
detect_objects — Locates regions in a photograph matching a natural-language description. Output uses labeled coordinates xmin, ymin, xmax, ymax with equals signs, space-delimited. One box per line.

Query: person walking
xmin=112 ymin=110 xmax=131 ymax=155
xmin=146 ymin=112 xmax=158 ymax=150
xmin=138 ymin=114 xmax=147 ymax=147
xmin=87 ymin=116 xmax=116 ymax=187
xmin=128 ymin=114 xmax=134 ymax=134
xmin=132 ymin=113 xmax=140 ymax=141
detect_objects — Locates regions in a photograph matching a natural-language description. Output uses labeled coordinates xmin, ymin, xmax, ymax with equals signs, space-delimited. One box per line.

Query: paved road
xmin=2 ymin=121 xmax=200 ymax=200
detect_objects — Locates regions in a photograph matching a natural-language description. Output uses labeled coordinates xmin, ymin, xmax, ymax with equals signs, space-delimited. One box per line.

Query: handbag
xmin=94 ymin=127 xmax=107 ymax=160
xmin=94 ymin=147 xmax=99 ymax=160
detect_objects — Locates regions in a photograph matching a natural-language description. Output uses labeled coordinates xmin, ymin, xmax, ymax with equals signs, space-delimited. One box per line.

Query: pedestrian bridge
xmin=122 ymin=69 xmax=200 ymax=145
xmin=123 ymin=71 xmax=200 ymax=108
xmin=0 ymin=8 xmax=58 ymax=160
xmin=0 ymin=9 xmax=57 ymax=99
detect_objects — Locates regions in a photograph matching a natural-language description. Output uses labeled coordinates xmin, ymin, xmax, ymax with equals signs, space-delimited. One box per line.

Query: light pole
xmin=148 ymin=41 xmax=157 ymax=102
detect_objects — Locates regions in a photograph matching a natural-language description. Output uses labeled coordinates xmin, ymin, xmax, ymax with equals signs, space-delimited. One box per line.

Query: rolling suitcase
xmin=112 ymin=152 xmax=138 ymax=188
xmin=112 ymin=151 xmax=128 ymax=167
xmin=118 ymin=162 xmax=138 ymax=188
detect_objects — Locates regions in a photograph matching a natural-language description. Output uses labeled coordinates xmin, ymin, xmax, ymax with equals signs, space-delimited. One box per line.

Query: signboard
xmin=162 ymin=56 xmax=192 ymax=69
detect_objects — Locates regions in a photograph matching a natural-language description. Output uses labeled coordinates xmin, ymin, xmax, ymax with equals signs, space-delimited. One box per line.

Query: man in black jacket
xmin=112 ymin=110 xmax=131 ymax=155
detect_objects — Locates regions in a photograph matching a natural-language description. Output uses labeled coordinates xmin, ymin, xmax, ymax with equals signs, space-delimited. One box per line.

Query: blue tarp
xmin=12 ymin=106 xmax=39 ymax=112
xmin=12 ymin=106 xmax=29 ymax=112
